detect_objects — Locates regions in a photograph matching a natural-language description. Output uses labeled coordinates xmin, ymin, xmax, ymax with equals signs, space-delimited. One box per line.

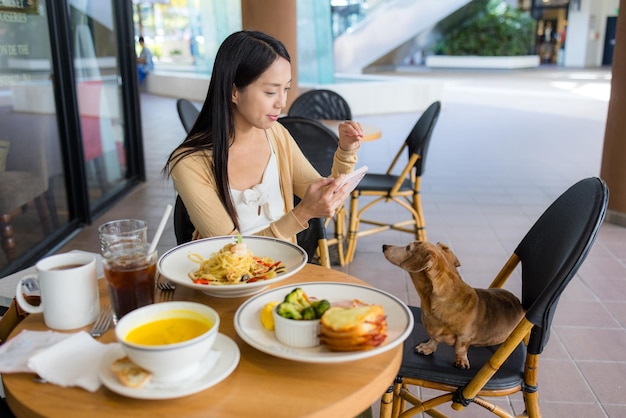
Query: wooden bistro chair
xmin=279 ymin=116 xmax=347 ymax=266
xmin=176 ymin=98 xmax=200 ymax=134
xmin=345 ymin=101 xmax=441 ymax=264
xmin=287 ymin=89 xmax=352 ymax=121
xmin=380 ymin=177 xmax=609 ymax=418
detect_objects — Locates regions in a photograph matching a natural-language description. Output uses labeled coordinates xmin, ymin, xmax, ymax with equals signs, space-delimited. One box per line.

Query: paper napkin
xmin=27 ymin=331 xmax=116 ymax=392
xmin=0 ymin=330 xmax=72 ymax=373
xmin=0 ymin=329 xmax=116 ymax=392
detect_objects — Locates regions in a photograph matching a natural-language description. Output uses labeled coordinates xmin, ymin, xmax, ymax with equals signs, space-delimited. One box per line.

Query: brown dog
xmin=382 ymin=241 xmax=525 ymax=369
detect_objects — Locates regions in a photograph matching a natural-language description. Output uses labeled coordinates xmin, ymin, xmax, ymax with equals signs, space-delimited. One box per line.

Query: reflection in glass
xmin=70 ymin=0 xmax=126 ymax=206
xmin=132 ymin=0 xmax=241 ymax=74
xmin=0 ymin=1 xmax=67 ymax=271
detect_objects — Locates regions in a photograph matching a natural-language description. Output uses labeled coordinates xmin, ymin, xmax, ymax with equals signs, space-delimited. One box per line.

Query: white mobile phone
xmin=334 ymin=166 xmax=368 ymax=194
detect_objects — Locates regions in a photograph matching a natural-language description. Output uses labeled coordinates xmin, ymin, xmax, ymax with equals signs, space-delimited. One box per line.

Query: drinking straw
xmin=148 ymin=204 xmax=173 ymax=254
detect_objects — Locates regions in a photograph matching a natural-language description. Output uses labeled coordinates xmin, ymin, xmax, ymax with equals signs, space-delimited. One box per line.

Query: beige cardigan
xmin=171 ymin=122 xmax=357 ymax=242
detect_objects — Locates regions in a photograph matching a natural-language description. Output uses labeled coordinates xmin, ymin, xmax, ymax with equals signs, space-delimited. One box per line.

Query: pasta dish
xmin=188 ymin=237 xmax=285 ymax=285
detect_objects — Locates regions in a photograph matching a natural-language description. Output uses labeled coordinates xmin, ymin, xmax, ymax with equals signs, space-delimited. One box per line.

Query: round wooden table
xmin=3 ymin=264 xmax=402 ymax=418
xmin=319 ymin=120 xmax=382 ymax=142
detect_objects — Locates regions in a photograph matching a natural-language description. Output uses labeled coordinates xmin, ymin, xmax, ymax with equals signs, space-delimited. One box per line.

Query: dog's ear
xmin=399 ymin=246 xmax=432 ymax=273
xmin=436 ymin=242 xmax=461 ymax=267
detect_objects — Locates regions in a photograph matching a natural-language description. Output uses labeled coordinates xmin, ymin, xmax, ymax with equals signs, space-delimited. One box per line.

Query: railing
xmin=330 ymin=0 xmax=389 ymax=38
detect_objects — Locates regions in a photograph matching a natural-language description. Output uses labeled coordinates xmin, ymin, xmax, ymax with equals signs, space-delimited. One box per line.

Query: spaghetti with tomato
xmin=188 ymin=236 xmax=285 ymax=285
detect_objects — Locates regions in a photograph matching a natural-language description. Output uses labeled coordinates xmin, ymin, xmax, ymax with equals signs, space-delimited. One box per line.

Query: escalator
xmin=333 ymin=0 xmax=473 ymax=73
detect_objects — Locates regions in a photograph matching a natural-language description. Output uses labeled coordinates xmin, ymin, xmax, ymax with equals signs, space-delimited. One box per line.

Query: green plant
xmin=433 ymin=0 xmax=535 ymax=56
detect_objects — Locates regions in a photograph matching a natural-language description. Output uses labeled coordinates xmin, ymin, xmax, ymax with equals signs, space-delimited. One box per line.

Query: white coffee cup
xmin=15 ymin=253 xmax=100 ymax=330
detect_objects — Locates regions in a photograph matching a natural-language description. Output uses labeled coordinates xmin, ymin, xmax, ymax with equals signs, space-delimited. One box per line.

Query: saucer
xmin=99 ymin=333 xmax=240 ymax=399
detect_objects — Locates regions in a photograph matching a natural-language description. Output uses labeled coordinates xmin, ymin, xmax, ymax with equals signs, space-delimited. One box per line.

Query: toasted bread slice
xmin=111 ymin=356 xmax=152 ymax=388
xmin=319 ymin=305 xmax=387 ymax=351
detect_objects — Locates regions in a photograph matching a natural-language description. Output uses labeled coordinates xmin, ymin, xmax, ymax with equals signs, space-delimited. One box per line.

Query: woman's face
xmin=232 ymin=56 xmax=291 ymax=130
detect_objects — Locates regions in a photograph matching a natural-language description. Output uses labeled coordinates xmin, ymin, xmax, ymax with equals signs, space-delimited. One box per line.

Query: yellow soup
xmin=126 ymin=317 xmax=212 ymax=346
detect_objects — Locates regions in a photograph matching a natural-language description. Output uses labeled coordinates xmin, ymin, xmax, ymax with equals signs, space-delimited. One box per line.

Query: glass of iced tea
xmin=102 ymin=243 xmax=157 ymax=323
xmin=99 ymin=219 xmax=154 ymax=322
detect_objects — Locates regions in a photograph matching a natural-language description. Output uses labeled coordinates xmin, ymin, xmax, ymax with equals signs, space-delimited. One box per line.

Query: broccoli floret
xmin=301 ymin=306 xmax=317 ymax=320
xmin=311 ymin=299 xmax=331 ymax=318
xmin=283 ymin=287 xmax=311 ymax=311
xmin=276 ymin=302 xmax=303 ymax=320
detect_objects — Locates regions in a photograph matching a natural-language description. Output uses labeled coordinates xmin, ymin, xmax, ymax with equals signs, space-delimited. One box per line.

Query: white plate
xmin=234 ymin=282 xmax=414 ymax=363
xmin=99 ymin=333 xmax=240 ymax=399
xmin=157 ymin=236 xmax=307 ymax=298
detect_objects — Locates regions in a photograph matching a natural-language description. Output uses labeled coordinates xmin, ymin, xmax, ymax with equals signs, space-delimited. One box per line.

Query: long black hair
xmin=164 ymin=30 xmax=291 ymax=231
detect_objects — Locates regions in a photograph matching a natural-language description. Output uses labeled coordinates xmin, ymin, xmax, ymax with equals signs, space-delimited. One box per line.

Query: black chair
xmin=176 ymin=98 xmax=200 ymax=134
xmin=279 ymin=116 xmax=347 ymax=266
xmin=174 ymin=195 xmax=195 ymax=245
xmin=345 ymin=101 xmax=441 ymax=264
xmin=287 ymin=89 xmax=352 ymax=121
xmin=380 ymin=177 xmax=609 ymax=418
xmin=173 ymin=195 xmax=331 ymax=268
xmin=278 ymin=116 xmax=338 ymax=177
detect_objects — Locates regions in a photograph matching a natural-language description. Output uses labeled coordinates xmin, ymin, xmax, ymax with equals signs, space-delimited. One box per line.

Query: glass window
xmin=132 ymin=0 xmax=241 ymax=74
xmin=70 ymin=1 xmax=127 ymax=206
xmin=0 ymin=1 xmax=68 ymax=271
xmin=0 ymin=0 xmax=143 ymax=275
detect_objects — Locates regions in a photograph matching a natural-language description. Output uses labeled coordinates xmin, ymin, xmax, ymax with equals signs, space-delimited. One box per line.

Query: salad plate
xmin=234 ymin=282 xmax=413 ymax=363
xmin=157 ymin=236 xmax=307 ymax=298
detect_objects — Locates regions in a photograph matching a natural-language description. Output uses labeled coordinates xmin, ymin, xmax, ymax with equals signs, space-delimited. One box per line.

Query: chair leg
xmin=0 ymin=213 xmax=16 ymax=263
xmin=523 ymin=354 xmax=541 ymax=418
xmin=345 ymin=192 xmax=360 ymax=264
xmin=335 ymin=207 xmax=346 ymax=266
xmin=317 ymin=237 xmax=331 ymax=269
xmin=380 ymin=386 xmax=394 ymax=418
xmin=34 ymin=195 xmax=54 ymax=235
xmin=45 ymin=177 xmax=60 ymax=229
xmin=413 ymin=191 xmax=427 ymax=241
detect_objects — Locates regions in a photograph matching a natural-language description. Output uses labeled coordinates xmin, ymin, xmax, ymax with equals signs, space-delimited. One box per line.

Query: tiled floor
xmin=57 ymin=67 xmax=626 ymax=417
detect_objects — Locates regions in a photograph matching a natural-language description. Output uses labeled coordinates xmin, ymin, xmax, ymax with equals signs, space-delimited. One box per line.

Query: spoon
xmin=148 ymin=204 xmax=173 ymax=254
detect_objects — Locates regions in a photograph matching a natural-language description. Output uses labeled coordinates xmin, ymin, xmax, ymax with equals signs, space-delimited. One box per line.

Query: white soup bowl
xmin=115 ymin=301 xmax=219 ymax=382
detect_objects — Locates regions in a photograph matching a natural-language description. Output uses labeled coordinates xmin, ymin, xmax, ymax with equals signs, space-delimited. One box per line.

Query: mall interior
xmin=1 ymin=0 xmax=626 ymax=417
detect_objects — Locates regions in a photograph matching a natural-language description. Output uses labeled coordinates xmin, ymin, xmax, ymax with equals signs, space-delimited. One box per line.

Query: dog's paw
xmin=454 ymin=357 xmax=470 ymax=369
xmin=415 ymin=340 xmax=437 ymax=355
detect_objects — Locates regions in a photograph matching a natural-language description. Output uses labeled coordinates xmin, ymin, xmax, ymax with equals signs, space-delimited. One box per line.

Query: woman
xmin=165 ymin=30 xmax=363 ymax=242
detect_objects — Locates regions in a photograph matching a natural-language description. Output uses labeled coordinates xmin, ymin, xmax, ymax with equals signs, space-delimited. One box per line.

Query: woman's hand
xmin=337 ymin=120 xmax=363 ymax=152
xmin=292 ymin=176 xmax=351 ymax=224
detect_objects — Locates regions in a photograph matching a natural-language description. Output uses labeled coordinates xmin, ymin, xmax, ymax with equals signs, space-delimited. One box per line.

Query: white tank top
xmin=230 ymin=139 xmax=285 ymax=235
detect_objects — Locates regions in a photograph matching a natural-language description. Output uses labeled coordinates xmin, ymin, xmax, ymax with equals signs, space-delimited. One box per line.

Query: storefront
xmin=0 ymin=0 xmax=143 ymax=276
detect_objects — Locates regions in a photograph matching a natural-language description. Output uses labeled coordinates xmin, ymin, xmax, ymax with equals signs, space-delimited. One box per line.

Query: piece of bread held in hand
xmin=111 ymin=356 xmax=152 ymax=388
xmin=319 ymin=305 xmax=387 ymax=352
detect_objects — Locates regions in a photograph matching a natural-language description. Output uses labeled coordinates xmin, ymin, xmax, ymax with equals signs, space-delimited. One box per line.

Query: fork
xmin=157 ymin=281 xmax=176 ymax=291
xmin=89 ymin=304 xmax=112 ymax=337
xmin=157 ymin=280 xmax=176 ymax=302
